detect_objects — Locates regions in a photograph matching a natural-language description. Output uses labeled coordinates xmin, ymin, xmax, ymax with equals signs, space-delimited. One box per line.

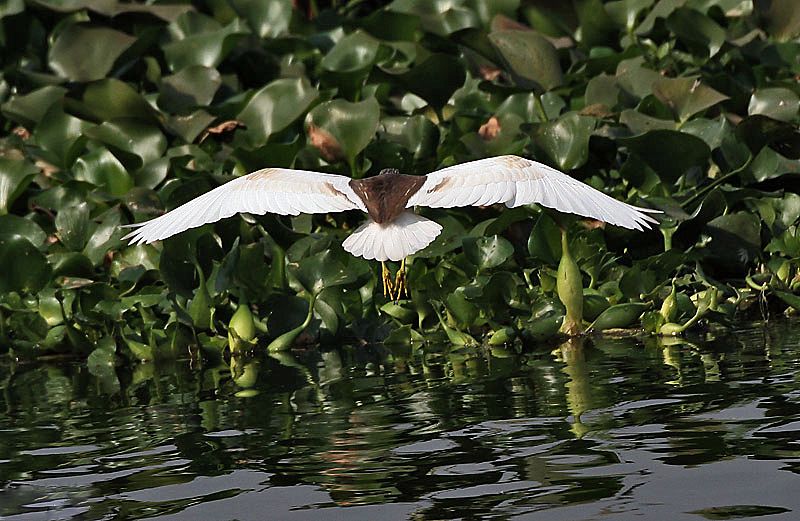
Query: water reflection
xmin=2 ymin=321 xmax=800 ymax=520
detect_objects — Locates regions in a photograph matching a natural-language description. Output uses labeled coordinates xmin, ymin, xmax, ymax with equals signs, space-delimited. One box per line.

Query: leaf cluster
xmin=0 ymin=0 xmax=799 ymax=366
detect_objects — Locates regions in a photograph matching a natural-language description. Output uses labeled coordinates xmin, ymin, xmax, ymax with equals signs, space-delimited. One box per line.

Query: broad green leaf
xmin=0 ymin=215 xmax=47 ymax=247
xmin=635 ymin=0 xmax=684 ymax=35
xmin=748 ymin=88 xmax=800 ymax=122
xmin=48 ymin=24 xmax=135 ymax=81
xmin=238 ymin=78 xmax=318 ymax=147
xmin=534 ymin=112 xmax=596 ymax=170
xmin=158 ymin=66 xmax=222 ymax=113
xmin=0 ymin=158 xmax=38 ymax=215
xmin=666 ymin=7 xmax=725 ymax=58
xmin=83 ymin=119 xmax=167 ymax=168
xmin=620 ymin=109 xmax=676 ymax=134
xmin=616 ymin=57 xmax=661 ymax=99
xmin=652 ymin=76 xmax=728 ymax=122
xmin=528 ymin=212 xmax=562 ymax=265
xmin=489 ymin=29 xmax=562 ymax=91
xmin=591 ymin=302 xmax=649 ymax=330
xmin=463 ymin=235 xmax=514 ymax=271
xmin=55 ymin=202 xmax=90 ymax=250
xmin=620 ymin=129 xmax=710 ymax=183
xmin=399 ymin=54 xmax=466 ymax=110
xmin=1 ymin=86 xmax=67 ymax=127
xmin=755 ymin=0 xmax=800 ymax=41
xmin=361 ymin=9 xmax=421 ymax=41
xmin=0 ymin=236 xmax=52 ymax=293
xmin=379 ymin=116 xmax=440 ymax=159
xmin=229 ymin=0 xmax=291 ymax=38
xmin=585 ymin=73 xmax=620 ymax=109
xmin=575 ymin=0 xmax=617 ymax=47
xmin=80 ymin=79 xmax=159 ymax=122
xmin=305 ymin=98 xmax=380 ymax=166
xmin=706 ymin=212 xmax=761 ymax=272
xmin=163 ymin=14 xmax=244 ymax=70
xmin=605 ymin=0 xmax=654 ymax=31
xmin=72 ymin=147 xmax=133 ymax=197
xmin=321 ymin=30 xmax=380 ymax=72
xmin=33 ymin=102 xmax=88 ymax=168
xmin=388 ymin=0 xmax=480 ymax=36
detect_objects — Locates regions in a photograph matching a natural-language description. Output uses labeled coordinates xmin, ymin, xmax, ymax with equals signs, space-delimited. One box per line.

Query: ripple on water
xmin=1 ymin=322 xmax=800 ymax=520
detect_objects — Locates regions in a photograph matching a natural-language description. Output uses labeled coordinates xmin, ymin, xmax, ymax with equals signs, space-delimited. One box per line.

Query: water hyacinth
xmin=557 ymin=229 xmax=584 ymax=337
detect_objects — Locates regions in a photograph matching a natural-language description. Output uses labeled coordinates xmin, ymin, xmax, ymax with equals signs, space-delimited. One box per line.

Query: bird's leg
xmin=393 ymin=258 xmax=407 ymax=301
xmin=381 ymin=261 xmax=395 ymax=299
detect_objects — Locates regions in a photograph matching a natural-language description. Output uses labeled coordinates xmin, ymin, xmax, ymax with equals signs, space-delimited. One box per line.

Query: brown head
xmin=349 ymin=169 xmax=426 ymax=224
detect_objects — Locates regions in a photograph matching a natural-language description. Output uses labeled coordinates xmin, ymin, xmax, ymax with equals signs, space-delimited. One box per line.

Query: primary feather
xmin=407 ymin=155 xmax=658 ymax=231
xmin=122 ymin=167 xmax=365 ymax=245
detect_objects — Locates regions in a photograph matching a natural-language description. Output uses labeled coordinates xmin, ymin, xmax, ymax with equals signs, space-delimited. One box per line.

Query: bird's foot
xmin=381 ymin=261 xmax=395 ymax=299
xmin=392 ymin=258 xmax=407 ymax=301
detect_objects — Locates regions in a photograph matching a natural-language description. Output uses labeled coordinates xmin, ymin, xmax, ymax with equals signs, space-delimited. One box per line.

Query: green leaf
xmin=72 ymin=148 xmax=133 ymax=197
xmin=158 ymin=66 xmax=222 ymax=113
xmin=463 ymin=235 xmax=514 ymax=271
xmin=748 ymin=88 xmax=800 ymax=122
xmin=32 ymin=102 xmax=88 ymax=168
xmin=616 ymin=57 xmax=661 ymax=99
xmin=0 ymin=215 xmax=47 ymax=247
xmin=48 ymin=24 xmax=136 ymax=82
xmin=163 ymin=14 xmax=245 ymax=71
xmin=1 ymin=86 xmax=67 ymax=127
xmin=56 ymin=202 xmax=90 ymax=251
xmin=585 ymin=73 xmax=620 ymax=109
xmin=590 ymin=302 xmax=649 ymax=330
xmin=238 ymin=78 xmax=318 ymax=148
xmin=81 ymin=79 xmax=159 ymax=122
xmin=489 ymin=29 xmax=562 ymax=91
xmin=322 ymin=30 xmax=380 ymax=72
xmin=399 ymin=53 xmax=466 ymax=110
xmin=0 ymin=158 xmax=38 ymax=215
xmin=706 ymin=212 xmax=761 ymax=272
xmin=388 ymin=0 xmax=480 ymax=36
xmin=0 ymin=236 xmax=52 ymax=293
xmin=666 ymin=7 xmax=726 ymax=58
xmin=652 ymin=76 xmax=729 ymax=122
xmin=230 ymin=0 xmax=291 ymax=38
xmin=83 ymin=119 xmax=167 ymax=169
xmin=755 ymin=0 xmax=800 ymax=41
xmin=528 ymin=212 xmax=561 ymax=265
xmin=378 ymin=115 xmax=440 ymax=159
xmin=305 ymin=98 xmax=380 ymax=166
xmin=534 ymin=113 xmax=596 ymax=170
xmin=620 ymin=129 xmax=710 ymax=183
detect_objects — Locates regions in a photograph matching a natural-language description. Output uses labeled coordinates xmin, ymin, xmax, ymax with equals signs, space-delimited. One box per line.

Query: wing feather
xmin=407 ymin=155 xmax=659 ymax=230
xmin=123 ymin=168 xmax=366 ymax=245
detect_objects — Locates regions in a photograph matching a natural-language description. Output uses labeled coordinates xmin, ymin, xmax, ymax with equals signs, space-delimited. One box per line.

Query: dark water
xmin=2 ymin=322 xmax=800 ymax=521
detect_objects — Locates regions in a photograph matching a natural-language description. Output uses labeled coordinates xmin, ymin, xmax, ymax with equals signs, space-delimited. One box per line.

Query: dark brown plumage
xmin=349 ymin=169 xmax=426 ymax=224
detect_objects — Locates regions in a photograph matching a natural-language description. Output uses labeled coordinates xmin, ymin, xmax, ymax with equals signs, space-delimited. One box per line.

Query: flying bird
xmin=123 ymin=155 xmax=659 ymax=299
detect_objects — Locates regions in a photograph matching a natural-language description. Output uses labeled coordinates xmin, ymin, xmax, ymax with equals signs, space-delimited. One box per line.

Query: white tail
xmin=342 ymin=212 xmax=443 ymax=261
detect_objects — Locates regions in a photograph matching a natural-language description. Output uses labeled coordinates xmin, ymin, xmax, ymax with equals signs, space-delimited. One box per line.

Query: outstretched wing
xmin=123 ymin=168 xmax=366 ymax=245
xmin=406 ymin=155 xmax=659 ymax=230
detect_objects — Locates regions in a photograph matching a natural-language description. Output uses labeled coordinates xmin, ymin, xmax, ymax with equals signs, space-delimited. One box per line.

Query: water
xmin=2 ymin=321 xmax=799 ymax=520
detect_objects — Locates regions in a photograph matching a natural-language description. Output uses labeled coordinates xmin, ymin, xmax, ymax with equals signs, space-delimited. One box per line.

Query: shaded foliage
xmin=0 ymin=0 xmax=799 ymax=367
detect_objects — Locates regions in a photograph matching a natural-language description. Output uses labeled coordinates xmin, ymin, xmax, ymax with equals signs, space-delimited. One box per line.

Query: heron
xmin=123 ymin=155 xmax=659 ymax=299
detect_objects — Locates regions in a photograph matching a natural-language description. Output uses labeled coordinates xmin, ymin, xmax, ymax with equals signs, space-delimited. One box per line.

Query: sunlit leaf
xmin=0 ymin=158 xmax=38 ymax=215
xmin=238 ymin=78 xmax=318 ymax=147
xmin=489 ymin=29 xmax=562 ymax=91
xmin=48 ymin=24 xmax=135 ymax=81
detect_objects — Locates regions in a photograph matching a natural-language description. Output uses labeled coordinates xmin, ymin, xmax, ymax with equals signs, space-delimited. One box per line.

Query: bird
xmin=122 ymin=155 xmax=659 ymax=300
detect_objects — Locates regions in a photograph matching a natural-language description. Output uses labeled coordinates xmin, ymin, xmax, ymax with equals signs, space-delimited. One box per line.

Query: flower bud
xmin=557 ymin=230 xmax=583 ymax=336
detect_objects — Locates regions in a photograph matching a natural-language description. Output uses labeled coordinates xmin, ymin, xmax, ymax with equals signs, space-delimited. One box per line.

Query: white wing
xmin=406 ymin=155 xmax=659 ymax=230
xmin=123 ymin=167 xmax=366 ymax=245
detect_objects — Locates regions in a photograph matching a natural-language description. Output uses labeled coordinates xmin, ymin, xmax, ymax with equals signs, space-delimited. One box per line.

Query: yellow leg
xmin=393 ymin=258 xmax=407 ymax=301
xmin=381 ymin=261 xmax=395 ymax=298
